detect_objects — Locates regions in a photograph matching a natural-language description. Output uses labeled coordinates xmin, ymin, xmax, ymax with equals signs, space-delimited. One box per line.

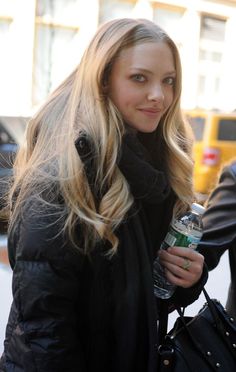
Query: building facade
xmin=1 ymin=0 xmax=236 ymax=116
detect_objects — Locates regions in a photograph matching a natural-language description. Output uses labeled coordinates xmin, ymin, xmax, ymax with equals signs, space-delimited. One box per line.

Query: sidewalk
xmin=0 ymin=235 xmax=8 ymax=266
xmin=0 ymin=236 xmax=11 ymax=355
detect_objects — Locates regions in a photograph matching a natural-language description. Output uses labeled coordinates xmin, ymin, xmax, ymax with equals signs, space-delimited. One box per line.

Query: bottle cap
xmin=191 ymin=202 xmax=205 ymax=215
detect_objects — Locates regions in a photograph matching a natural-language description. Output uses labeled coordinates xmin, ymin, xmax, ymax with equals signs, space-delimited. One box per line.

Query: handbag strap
xmin=158 ymin=287 xmax=236 ymax=370
xmin=176 ymin=287 xmax=236 ymax=363
xmin=158 ymin=300 xmax=175 ymax=371
xmin=176 ymin=287 xmax=227 ymax=339
xmin=158 ymin=299 xmax=169 ymax=344
xmin=174 ymin=303 xmax=225 ymax=371
xmin=161 ymin=287 xmax=228 ymax=333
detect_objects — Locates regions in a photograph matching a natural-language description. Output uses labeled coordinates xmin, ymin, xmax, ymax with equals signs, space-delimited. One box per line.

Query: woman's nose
xmin=147 ymin=85 xmax=164 ymax=102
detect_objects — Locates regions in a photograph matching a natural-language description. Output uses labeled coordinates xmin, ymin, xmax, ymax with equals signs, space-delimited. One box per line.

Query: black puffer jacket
xmin=0 ymin=133 xmax=207 ymax=372
xmin=198 ymin=162 xmax=236 ymax=319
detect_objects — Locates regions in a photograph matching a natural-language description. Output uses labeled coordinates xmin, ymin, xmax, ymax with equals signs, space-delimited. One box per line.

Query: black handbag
xmin=158 ymin=288 xmax=236 ymax=371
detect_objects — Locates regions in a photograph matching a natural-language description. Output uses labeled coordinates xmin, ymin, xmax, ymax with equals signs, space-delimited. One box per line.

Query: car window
xmin=0 ymin=116 xmax=27 ymax=145
xmin=186 ymin=115 xmax=205 ymax=141
xmin=218 ymin=119 xmax=236 ymax=141
xmin=0 ymin=123 xmax=18 ymax=171
xmin=0 ymin=123 xmax=15 ymax=144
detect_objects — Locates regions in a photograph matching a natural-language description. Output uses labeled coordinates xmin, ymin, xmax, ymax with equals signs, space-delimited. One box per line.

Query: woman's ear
xmin=102 ymin=64 xmax=111 ymax=93
xmin=102 ymin=78 xmax=109 ymax=94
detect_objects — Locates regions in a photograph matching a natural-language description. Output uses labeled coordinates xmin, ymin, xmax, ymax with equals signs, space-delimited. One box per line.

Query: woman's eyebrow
xmin=130 ymin=67 xmax=176 ymax=75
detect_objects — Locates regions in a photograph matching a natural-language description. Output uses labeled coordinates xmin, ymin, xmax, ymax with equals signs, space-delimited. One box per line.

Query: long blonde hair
xmin=9 ymin=18 xmax=194 ymax=256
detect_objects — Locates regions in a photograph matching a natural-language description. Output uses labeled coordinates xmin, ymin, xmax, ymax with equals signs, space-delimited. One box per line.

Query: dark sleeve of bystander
xmin=198 ymin=163 xmax=236 ymax=270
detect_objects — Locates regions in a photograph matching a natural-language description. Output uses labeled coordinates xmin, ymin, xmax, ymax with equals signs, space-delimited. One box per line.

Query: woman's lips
xmin=138 ymin=108 xmax=162 ymax=116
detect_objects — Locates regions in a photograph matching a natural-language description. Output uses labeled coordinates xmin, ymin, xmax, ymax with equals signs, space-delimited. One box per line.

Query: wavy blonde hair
xmin=8 ymin=18 xmax=194 ymax=256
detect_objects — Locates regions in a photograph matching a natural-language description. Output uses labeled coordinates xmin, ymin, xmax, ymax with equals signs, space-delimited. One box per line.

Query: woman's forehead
xmin=115 ymin=42 xmax=175 ymax=72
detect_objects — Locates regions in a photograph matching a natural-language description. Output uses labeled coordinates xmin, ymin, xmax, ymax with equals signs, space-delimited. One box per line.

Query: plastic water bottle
xmin=153 ymin=202 xmax=205 ymax=299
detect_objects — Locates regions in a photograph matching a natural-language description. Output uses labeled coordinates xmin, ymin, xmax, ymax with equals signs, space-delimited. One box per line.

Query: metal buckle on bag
xmin=158 ymin=344 xmax=174 ymax=354
xmin=158 ymin=345 xmax=174 ymax=367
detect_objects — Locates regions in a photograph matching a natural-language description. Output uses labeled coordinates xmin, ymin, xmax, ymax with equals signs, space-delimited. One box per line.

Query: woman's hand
xmin=158 ymin=246 xmax=204 ymax=288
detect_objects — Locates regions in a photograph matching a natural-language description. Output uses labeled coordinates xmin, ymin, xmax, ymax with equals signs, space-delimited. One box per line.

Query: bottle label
xmin=163 ymin=224 xmax=202 ymax=250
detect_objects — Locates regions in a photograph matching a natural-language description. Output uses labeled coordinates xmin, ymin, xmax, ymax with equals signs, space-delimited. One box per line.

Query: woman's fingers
xmin=158 ymin=246 xmax=204 ymax=288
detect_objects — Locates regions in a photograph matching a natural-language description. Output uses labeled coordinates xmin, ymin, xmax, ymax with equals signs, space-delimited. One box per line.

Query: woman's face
xmin=108 ymin=41 xmax=176 ymax=133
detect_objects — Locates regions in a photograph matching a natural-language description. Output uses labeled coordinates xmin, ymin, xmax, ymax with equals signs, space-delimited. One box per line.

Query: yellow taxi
xmin=184 ymin=110 xmax=236 ymax=197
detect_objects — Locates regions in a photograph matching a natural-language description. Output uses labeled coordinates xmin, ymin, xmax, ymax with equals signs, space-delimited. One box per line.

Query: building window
xmin=198 ymin=75 xmax=206 ymax=96
xmin=0 ymin=18 xmax=11 ymax=43
xmin=34 ymin=25 xmax=79 ymax=103
xmin=197 ymin=15 xmax=226 ymax=109
xmin=99 ymin=0 xmax=135 ymax=23
xmin=36 ymin=0 xmax=80 ymax=26
xmin=200 ymin=16 xmax=225 ymax=42
xmin=199 ymin=49 xmax=222 ymax=63
xmin=0 ymin=18 xmax=13 ymax=102
xmin=153 ymin=6 xmax=184 ymax=46
xmin=33 ymin=0 xmax=81 ymax=104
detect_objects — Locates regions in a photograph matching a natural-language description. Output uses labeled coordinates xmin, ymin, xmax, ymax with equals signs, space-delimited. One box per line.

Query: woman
xmin=199 ymin=159 xmax=236 ymax=319
xmin=0 ymin=18 xmax=206 ymax=372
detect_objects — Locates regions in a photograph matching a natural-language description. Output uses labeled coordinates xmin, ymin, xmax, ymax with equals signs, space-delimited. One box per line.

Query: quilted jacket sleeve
xmin=198 ymin=163 xmax=236 ymax=270
xmin=2 ymin=199 xmax=87 ymax=372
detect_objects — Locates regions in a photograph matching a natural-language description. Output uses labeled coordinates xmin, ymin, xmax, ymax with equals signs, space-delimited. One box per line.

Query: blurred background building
xmin=1 ymin=0 xmax=236 ymax=118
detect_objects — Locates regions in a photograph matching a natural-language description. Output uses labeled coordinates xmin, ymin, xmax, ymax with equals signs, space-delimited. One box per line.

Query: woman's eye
xmin=131 ymin=74 xmax=146 ymax=82
xmin=164 ymin=77 xmax=175 ymax=86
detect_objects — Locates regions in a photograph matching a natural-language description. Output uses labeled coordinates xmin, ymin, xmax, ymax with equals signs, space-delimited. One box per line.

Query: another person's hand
xmin=158 ymin=246 xmax=204 ymax=288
